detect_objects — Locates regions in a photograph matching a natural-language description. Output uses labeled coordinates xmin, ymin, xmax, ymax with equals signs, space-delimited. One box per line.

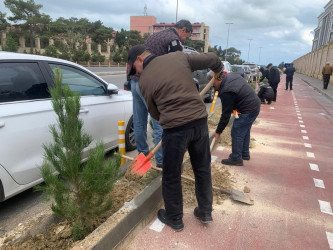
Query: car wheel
xmin=125 ymin=115 xmax=136 ymax=151
xmin=204 ymin=87 xmax=215 ymax=103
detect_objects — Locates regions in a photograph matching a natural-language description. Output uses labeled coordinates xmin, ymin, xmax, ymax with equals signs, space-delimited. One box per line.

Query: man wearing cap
xmin=128 ymin=45 xmax=222 ymax=232
xmin=213 ymin=73 xmax=261 ymax=166
xmin=129 ymin=19 xmax=193 ymax=168
xmin=322 ymin=62 xmax=333 ymax=89
xmin=267 ymin=63 xmax=280 ymax=101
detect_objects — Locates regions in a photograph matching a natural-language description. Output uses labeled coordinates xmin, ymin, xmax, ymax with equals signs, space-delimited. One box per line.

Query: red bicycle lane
xmin=127 ymin=76 xmax=333 ymax=250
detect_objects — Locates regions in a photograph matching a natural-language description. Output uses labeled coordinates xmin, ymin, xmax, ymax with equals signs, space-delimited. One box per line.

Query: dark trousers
xmin=162 ymin=119 xmax=213 ymax=220
xmin=270 ymin=83 xmax=278 ymax=101
xmin=286 ymin=76 xmax=293 ymax=90
xmin=230 ymin=108 xmax=260 ymax=160
xmin=323 ymin=74 xmax=330 ymax=89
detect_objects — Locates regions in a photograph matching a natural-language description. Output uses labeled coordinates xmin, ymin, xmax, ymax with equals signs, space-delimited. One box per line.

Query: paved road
xmin=128 ymin=76 xmax=333 ymax=249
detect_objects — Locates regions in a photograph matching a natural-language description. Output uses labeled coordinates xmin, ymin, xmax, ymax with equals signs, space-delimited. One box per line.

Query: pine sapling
xmin=36 ymin=68 xmax=120 ymax=240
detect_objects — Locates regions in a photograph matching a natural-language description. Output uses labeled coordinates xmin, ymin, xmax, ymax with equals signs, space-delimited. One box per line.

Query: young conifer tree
xmin=37 ymin=68 xmax=121 ymax=240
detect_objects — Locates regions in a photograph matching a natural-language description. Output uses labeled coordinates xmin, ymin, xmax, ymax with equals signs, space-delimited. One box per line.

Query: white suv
xmin=0 ymin=52 xmax=135 ymax=201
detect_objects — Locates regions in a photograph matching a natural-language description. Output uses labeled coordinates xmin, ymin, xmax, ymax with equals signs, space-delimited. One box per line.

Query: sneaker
xmin=221 ymin=158 xmax=243 ymax=166
xmin=157 ymin=209 xmax=184 ymax=231
xmin=242 ymin=155 xmax=250 ymax=160
xmin=156 ymin=164 xmax=163 ymax=169
xmin=267 ymin=101 xmax=272 ymax=105
xmin=194 ymin=207 xmax=213 ymax=223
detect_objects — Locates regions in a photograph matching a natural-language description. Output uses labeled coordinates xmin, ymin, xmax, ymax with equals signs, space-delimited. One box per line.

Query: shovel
xmin=121 ymin=154 xmax=254 ymax=205
xmin=127 ymin=78 xmax=216 ymax=174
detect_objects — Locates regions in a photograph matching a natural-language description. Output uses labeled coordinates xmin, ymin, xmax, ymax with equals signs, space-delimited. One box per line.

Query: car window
xmin=0 ymin=62 xmax=49 ymax=103
xmin=49 ymin=64 xmax=106 ymax=96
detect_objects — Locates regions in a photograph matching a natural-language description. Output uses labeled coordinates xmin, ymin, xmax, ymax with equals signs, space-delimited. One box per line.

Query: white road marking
xmin=211 ymin=155 xmax=218 ymax=163
xmin=303 ymin=136 xmax=309 ymax=140
xmin=320 ymin=113 xmax=325 ymax=116
xmin=318 ymin=200 xmax=333 ymax=215
xmin=301 ymin=130 xmax=307 ymax=133
xmin=300 ymin=125 xmax=305 ymax=128
xmin=298 ymin=117 xmax=303 ymax=120
xmin=304 ymin=143 xmax=312 ymax=148
xmin=216 ymin=146 xmax=224 ymax=151
xmin=307 ymin=152 xmax=315 ymax=158
xmin=309 ymin=163 xmax=319 ymax=171
xmin=299 ymin=120 xmax=304 ymax=123
xmin=313 ymin=178 xmax=325 ymax=189
xmin=149 ymin=218 xmax=165 ymax=232
xmin=270 ymin=107 xmax=275 ymax=110
xmin=326 ymin=232 xmax=333 ymax=249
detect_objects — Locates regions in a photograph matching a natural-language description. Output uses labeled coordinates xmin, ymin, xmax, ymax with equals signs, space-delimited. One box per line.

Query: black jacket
xmin=268 ymin=66 xmax=280 ymax=85
xmin=285 ymin=66 xmax=295 ymax=78
xmin=259 ymin=67 xmax=269 ymax=82
xmin=258 ymin=85 xmax=274 ymax=100
xmin=216 ymin=73 xmax=261 ymax=134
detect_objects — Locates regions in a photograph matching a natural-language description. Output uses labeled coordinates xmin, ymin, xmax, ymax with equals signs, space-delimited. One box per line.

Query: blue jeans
xmin=230 ymin=108 xmax=260 ymax=161
xmin=131 ymin=79 xmax=163 ymax=165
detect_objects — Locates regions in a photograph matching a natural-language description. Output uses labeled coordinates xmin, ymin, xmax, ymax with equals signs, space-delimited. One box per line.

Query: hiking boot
xmin=157 ymin=209 xmax=184 ymax=232
xmin=242 ymin=155 xmax=250 ymax=160
xmin=221 ymin=158 xmax=243 ymax=166
xmin=194 ymin=207 xmax=213 ymax=223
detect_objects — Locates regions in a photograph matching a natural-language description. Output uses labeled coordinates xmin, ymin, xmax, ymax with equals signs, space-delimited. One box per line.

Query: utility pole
xmin=258 ymin=47 xmax=263 ymax=65
xmin=176 ymin=0 xmax=178 ymax=22
xmin=247 ymin=39 xmax=253 ymax=62
xmin=225 ymin=22 xmax=233 ymax=61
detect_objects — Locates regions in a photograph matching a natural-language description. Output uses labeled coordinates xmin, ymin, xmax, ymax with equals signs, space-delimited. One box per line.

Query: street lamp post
xmin=258 ymin=47 xmax=263 ymax=65
xmin=176 ymin=0 xmax=178 ymax=22
xmin=247 ymin=39 xmax=253 ymax=62
xmin=225 ymin=22 xmax=233 ymax=61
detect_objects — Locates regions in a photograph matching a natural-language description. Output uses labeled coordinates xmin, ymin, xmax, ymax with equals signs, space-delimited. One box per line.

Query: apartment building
xmin=130 ymin=16 xmax=210 ymax=52
xmin=312 ymin=0 xmax=333 ymax=51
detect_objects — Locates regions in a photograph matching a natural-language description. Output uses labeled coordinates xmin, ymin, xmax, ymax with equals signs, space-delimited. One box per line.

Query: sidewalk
xmin=295 ymin=73 xmax=333 ymax=101
xmin=123 ymin=74 xmax=333 ymax=249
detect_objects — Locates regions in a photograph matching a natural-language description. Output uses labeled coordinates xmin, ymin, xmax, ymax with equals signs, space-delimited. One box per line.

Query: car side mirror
xmin=107 ymin=83 xmax=119 ymax=95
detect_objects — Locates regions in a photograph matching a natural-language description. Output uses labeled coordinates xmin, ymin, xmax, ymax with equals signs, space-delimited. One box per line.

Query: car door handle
xmin=0 ymin=122 xmax=4 ymax=128
xmin=79 ymin=108 xmax=89 ymax=114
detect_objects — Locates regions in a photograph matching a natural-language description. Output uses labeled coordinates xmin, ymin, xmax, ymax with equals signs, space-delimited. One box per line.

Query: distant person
xmin=284 ymin=63 xmax=296 ymax=90
xmin=129 ymin=19 xmax=193 ymax=168
xmin=259 ymin=66 xmax=269 ymax=82
xmin=257 ymin=82 xmax=274 ymax=104
xmin=322 ymin=62 xmax=333 ymax=89
xmin=214 ymin=72 xmax=261 ymax=166
xmin=267 ymin=63 xmax=280 ymax=101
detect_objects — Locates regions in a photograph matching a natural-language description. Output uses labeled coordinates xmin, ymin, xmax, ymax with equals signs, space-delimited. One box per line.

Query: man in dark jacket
xmin=129 ymin=20 xmax=193 ymax=168
xmin=213 ymin=73 xmax=261 ymax=166
xmin=128 ymin=45 xmax=222 ymax=232
xmin=257 ymin=82 xmax=274 ymax=104
xmin=259 ymin=66 xmax=269 ymax=82
xmin=267 ymin=63 xmax=280 ymax=101
xmin=284 ymin=63 xmax=296 ymax=90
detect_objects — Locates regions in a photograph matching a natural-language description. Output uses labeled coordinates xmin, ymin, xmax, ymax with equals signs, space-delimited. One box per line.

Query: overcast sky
xmin=1 ymin=0 xmax=329 ymax=65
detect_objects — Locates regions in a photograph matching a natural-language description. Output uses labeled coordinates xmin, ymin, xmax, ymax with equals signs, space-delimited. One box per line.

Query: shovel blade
xmin=230 ymin=189 xmax=254 ymax=205
xmin=132 ymin=153 xmax=152 ymax=175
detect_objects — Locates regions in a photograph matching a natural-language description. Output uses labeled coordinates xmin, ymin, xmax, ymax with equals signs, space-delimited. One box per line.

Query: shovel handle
xmin=210 ymin=137 xmax=216 ymax=151
xmin=200 ymin=78 xmax=214 ymax=97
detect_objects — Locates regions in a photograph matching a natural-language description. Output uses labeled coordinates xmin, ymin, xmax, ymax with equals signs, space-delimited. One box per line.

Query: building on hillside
xmin=312 ymin=0 xmax=333 ymax=51
xmin=130 ymin=16 xmax=210 ymax=52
